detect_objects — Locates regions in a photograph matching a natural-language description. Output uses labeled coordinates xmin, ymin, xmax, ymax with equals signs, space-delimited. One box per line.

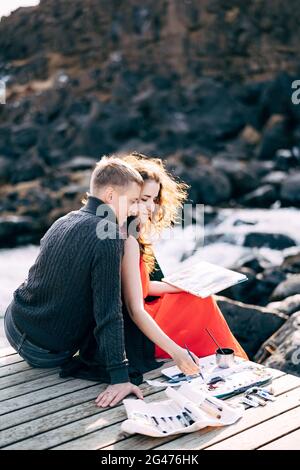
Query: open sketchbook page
xmin=162 ymin=260 xmax=248 ymax=298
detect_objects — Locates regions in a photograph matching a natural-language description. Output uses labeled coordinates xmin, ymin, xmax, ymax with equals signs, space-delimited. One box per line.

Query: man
xmin=4 ymin=156 xmax=144 ymax=407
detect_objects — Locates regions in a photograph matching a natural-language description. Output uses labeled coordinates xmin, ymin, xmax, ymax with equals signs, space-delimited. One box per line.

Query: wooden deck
xmin=1 ymin=346 xmax=300 ymax=450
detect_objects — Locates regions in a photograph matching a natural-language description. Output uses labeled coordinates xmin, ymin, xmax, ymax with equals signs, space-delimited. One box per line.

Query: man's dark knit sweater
xmin=10 ymin=195 xmax=130 ymax=384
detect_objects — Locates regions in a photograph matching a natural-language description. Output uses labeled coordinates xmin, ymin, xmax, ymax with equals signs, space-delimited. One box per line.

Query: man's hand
xmin=95 ymin=382 xmax=143 ymax=408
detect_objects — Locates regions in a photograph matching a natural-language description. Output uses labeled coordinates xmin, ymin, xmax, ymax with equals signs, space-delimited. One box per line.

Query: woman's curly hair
xmin=123 ymin=151 xmax=190 ymax=273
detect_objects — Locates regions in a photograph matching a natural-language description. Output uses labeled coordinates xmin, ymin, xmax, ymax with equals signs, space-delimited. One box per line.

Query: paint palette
xmin=161 ymin=354 xmax=273 ymax=399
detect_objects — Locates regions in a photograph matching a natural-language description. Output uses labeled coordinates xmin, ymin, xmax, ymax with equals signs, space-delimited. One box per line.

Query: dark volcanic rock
xmin=0 ymin=156 xmax=11 ymax=182
xmin=13 ymin=124 xmax=38 ymax=150
xmin=216 ymin=296 xmax=286 ymax=358
xmin=258 ymin=73 xmax=296 ymax=124
xmin=182 ymin=166 xmax=232 ymax=205
xmin=238 ymin=267 xmax=287 ymax=307
xmin=186 ymin=79 xmax=246 ymax=144
xmin=220 ymin=267 xmax=257 ymax=303
xmin=238 ymin=184 xmax=278 ymax=207
xmin=212 ymin=158 xmax=259 ymax=197
xmin=275 ymin=149 xmax=299 ymax=171
xmin=244 ymin=232 xmax=297 ymax=250
xmin=281 ymin=250 xmax=300 ymax=274
xmin=261 ymin=170 xmax=287 ymax=187
xmin=1 ymin=0 xmax=300 ymax=82
xmin=240 ymin=257 xmax=265 ymax=274
xmin=257 ymin=116 xmax=293 ymax=160
xmin=11 ymin=156 xmax=45 ymax=183
xmin=0 ymin=0 xmax=300 ymax=244
xmin=0 ymin=215 xmax=42 ymax=247
xmin=280 ymin=173 xmax=300 ymax=206
xmin=0 ymin=125 xmax=12 ymax=155
xmin=59 ymin=156 xmax=97 ymax=171
xmin=248 ymin=267 xmax=286 ymax=305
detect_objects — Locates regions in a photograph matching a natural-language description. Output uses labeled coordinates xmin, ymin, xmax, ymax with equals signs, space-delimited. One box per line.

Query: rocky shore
xmin=0 ymin=0 xmax=299 ymax=374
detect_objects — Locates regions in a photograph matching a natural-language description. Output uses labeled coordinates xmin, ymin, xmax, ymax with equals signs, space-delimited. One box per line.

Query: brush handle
xmin=185 ymin=344 xmax=197 ymax=364
xmin=185 ymin=344 xmax=206 ymax=382
xmin=205 ymin=328 xmax=225 ymax=354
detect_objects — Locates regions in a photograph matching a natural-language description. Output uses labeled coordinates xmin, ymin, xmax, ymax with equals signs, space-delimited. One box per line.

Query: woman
xmin=121 ymin=152 xmax=248 ymax=363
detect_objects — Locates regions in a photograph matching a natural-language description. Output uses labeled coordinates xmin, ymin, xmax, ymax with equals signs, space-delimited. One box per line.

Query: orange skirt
xmin=144 ymin=292 xmax=248 ymax=360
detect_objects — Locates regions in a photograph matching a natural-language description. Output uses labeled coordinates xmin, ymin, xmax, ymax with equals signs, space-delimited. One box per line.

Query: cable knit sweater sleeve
xmin=91 ymin=236 xmax=129 ymax=384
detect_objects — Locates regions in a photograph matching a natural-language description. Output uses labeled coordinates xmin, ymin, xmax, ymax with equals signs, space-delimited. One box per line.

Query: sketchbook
xmin=162 ymin=259 xmax=248 ymax=298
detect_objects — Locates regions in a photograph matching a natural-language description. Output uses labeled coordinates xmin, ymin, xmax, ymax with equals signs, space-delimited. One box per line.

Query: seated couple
xmin=4 ymin=152 xmax=247 ymax=408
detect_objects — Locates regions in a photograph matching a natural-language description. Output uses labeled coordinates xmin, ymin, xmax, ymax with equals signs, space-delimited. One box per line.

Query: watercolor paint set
xmin=146 ymin=354 xmax=273 ymax=399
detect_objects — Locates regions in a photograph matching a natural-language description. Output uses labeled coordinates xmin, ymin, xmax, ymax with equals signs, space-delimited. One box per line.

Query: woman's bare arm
xmin=121 ymin=236 xmax=178 ymax=356
xmin=148 ymin=280 xmax=182 ymax=296
xmin=121 ymin=235 xmax=200 ymax=376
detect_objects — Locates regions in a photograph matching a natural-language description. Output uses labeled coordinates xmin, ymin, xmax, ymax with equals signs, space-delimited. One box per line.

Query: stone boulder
xmin=280 ymin=173 xmax=300 ymax=206
xmin=216 ymin=296 xmax=286 ymax=358
xmin=281 ymin=250 xmax=300 ymax=274
xmin=0 ymin=156 xmax=11 ymax=183
xmin=267 ymin=294 xmax=300 ymax=316
xmin=243 ymin=232 xmax=297 ymax=250
xmin=270 ymin=274 xmax=300 ymax=301
xmin=238 ymin=184 xmax=278 ymax=208
xmin=183 ymin=166 xmax=232 ymax=205
xmin=212 ymin=158 xmax=259 ymax=197
xmin=59 ymin=156 xmax=97 ymax=171
xmin=250 ymin=268 xmax=287 ymax=306
xmin=11 ymin=152 xmax=45 ymax=184
xmin=257 ymin=115 xmax=292 ymax=160
xmin=0 ymin=215 xmax=42 ymax=247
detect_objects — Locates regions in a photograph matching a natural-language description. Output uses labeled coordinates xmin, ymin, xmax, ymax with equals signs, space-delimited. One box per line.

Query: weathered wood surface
xmin=0 ymin=350 xmax=299 ymax=450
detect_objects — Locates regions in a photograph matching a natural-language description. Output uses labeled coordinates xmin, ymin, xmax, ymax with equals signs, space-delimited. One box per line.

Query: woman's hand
xmin=170 ymin=346 xmax=200 ymax=376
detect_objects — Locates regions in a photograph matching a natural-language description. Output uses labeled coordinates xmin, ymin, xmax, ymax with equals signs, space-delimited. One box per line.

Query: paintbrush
xmin=205 ymin=328 xmax=226 ymax=354
xmin=184 ymin=343 xmax=205 ymax=383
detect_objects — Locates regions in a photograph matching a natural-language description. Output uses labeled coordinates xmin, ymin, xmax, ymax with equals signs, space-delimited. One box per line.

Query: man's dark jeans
xmin=4 ymin=304 xmax=77 ymax=368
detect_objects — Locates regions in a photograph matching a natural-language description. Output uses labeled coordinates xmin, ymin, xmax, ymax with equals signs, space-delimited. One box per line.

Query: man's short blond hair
xmin=90 ymin=155 xmax=143 ymax=194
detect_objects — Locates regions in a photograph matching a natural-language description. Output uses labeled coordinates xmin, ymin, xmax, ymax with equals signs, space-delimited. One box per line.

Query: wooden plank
xmin=0 ymin=378 xmax=96 ymax=415
xmin=0 ymin=347 xmax=16 ymax=358
xmin=0 ymin=355 xmax=23 ymax=368
xmin=2 ymin=388 xmax=166 ymax=450
xmin=0 ymin=374 xmax=72 ymax=403
xmin=206 ymin=405 xmax=300 ymax=450
xmin=259 ymin=428 xmax=300 ymax=450
xmin=3 ymin=356 xmax=296 ymax=451
xmin=130 ymin=374 xmax=300 ymax=451
xmin=51 ymin=373 xmax=299 ymax=451
xmin=157 ymin=375 xmax=300 ymax=450
xmin=0 ymin=368 xmax=59 ymax=390
xmin=0 ymin=384 xmax=101 ymax=431
xmin=0 ymin=366 xmax=173 ymax=449
xmin=49 ymin=391 xmax=167 ymax=451
xmin=0 ymin=362 xmax=33 ymax=378
xmin=0 ymin=360 xmax=174 ymax=431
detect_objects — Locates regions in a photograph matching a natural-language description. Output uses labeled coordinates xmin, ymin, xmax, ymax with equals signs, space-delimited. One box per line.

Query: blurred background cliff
xmin=0 ymin=0 xmax=300 ymax=374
